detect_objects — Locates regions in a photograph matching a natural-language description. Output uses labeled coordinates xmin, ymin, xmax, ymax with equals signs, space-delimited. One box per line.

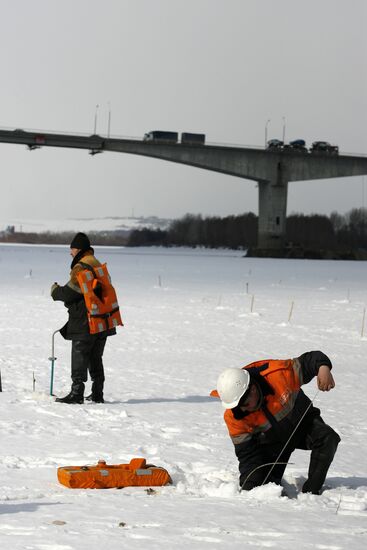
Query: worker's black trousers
xmin=243 ymin=415 xmax=340 ymax=494
xmin=268 ymin=415 xmax=340 ymax=494
xmin=70 ymin=336 xmax=107 ymax=398
xmin=299 ymin=416 xmax=340 ymax=494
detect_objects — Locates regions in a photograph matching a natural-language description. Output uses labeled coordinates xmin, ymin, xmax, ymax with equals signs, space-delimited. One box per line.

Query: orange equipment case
xmin=57 ymin=458 xmax=171 ymax=489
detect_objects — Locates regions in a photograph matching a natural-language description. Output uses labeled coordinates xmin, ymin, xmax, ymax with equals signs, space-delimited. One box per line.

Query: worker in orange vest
xmin=215 ymin=351 xmax=340 ymax=494
xmin=51 ymin=232 xmax=117 ymax=404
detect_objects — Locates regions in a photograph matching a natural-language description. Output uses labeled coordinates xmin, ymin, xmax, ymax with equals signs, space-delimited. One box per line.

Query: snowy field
xmin=0 ymin=244 xmax=366 ymax=550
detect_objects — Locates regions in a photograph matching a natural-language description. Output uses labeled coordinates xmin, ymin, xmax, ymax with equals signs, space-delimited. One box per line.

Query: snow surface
xmin=0 ymin=244 xmax=366 ymax=550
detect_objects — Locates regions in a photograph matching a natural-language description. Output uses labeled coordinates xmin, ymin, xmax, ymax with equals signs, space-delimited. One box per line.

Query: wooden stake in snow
xmin=33 ymin=372 xmax=36 ymax=392
xmin=158 ymin=275 xmax=162 ymax=287
xmin=246 ymin=282 xmax=249 ymax=294
xmin=361 ymin=307 xmax=366 ymax=338
xmin=250 ymin=295 xmax=255 ymax=313
xmin=288 ymin=301 xmax=294 ymax=323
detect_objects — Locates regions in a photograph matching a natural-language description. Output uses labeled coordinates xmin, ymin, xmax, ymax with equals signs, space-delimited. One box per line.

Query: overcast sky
xmin=0 ymin=0 xmax=366 ymax=222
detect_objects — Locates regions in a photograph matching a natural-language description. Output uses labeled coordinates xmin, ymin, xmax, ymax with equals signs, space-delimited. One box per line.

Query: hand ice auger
xmin=49 ymin=329 xmax=60 ymax=396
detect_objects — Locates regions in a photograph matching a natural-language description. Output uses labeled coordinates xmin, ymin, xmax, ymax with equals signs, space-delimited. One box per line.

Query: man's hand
xmin=50 ymin=282 xmax=59 ymax=296
xmin=317 ymin=365 xmax=335 ymax=391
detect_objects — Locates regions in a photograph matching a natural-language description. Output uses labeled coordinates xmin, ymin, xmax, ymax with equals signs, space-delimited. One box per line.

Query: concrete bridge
xmin=1 ymin=128 xmax=367 ymax=253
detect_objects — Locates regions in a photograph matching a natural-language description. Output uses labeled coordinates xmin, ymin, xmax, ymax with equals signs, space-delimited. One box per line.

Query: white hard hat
xmin=216 ymin=368 xmax=250 ymax=409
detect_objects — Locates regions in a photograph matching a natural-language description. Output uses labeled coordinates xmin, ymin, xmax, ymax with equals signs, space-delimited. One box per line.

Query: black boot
xmin=302 ymin=459 xmax=330 ymax=495
xmin=89 ymin=376 xmax=104 ymax=403
xmin=85 ymin=393 xmax=104 ymax=403
xmin=55 ymin=392 xmax=84 ymax=404
xmin=302 ymin=423 xmax=340 ymax=495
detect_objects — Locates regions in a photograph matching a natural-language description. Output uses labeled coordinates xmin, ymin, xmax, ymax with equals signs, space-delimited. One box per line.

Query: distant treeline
xmin=2 ymin=209 xmax=367 ymax=259
xmin=0 ymin=230 xmax=129 ymax=246
xmin=128 ymin=209 xmax=367 ymax=258
xmin=128 ymin=213 xmax=257 ymax=249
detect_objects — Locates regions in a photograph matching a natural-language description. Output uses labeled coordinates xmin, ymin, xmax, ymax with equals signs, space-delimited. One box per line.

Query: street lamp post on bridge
xmin=265 ymin=119 xmax=271 ymax=148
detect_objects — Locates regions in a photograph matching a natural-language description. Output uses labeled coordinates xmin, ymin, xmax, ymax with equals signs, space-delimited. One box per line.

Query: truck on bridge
xmin=181 ymin=132 xmax=205 ymax=145
xmin=143 ymin=131 xmax=178 ymax=143
xmin=143 ymin=131 xmax=205 ymax=145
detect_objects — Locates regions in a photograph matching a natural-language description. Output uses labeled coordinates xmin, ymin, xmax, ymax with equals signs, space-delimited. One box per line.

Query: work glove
xmin=51 ymin=282 xmax=59 ymax=296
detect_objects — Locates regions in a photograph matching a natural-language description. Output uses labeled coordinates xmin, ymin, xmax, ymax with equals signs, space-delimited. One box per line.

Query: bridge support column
xmin=257 ymin=180 xmax=288 ymax=251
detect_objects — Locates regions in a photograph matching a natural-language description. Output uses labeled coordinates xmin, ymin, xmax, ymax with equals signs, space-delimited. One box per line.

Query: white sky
xmin=0 ymin=0 xmax=366 ymax=221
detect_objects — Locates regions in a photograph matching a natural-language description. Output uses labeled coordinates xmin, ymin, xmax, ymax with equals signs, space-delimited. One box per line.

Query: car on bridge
xmin=266 ymin=139 xmax=284 ymax=150
xmin=284 ymin=139 xmax=307 ymax=152
xmin=310 ymin=141 xmax=339 ymax=155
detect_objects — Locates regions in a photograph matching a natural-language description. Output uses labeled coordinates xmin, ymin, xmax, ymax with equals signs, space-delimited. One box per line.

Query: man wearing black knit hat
xmin=69 ymin=231 xmax=90 ymax=250
xmin=50 ymin=232 xmax=116 ymax=404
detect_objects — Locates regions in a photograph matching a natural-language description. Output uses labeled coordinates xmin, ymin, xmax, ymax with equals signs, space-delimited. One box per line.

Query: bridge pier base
xmin=253 ymin=179 xmax=288 ymax=255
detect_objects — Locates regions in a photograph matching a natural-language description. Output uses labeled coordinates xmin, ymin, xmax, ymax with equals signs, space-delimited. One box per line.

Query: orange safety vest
xmin=76 ymin=263 xmax=123 ymax=334
xmin=223 ymin=358 xmax=303 ymax=445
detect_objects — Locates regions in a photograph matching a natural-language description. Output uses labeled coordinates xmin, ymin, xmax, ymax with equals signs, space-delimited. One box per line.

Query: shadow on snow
xmin=327 ymin=476 xmax=367 ymax=489
xmin=0 ymin=501 xmax=61 ymax=515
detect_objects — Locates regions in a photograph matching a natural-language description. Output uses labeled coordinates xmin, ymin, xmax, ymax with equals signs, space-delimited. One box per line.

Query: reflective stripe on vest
xmin=224 ymin=359 xmax=301 ymax=445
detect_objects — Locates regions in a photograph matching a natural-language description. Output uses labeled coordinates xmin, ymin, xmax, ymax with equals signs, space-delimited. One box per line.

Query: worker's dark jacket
xmin=51 ymin=248 xmax=116 ymax=341
xmin=224 ymin=351 xmax=332 ymax=489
